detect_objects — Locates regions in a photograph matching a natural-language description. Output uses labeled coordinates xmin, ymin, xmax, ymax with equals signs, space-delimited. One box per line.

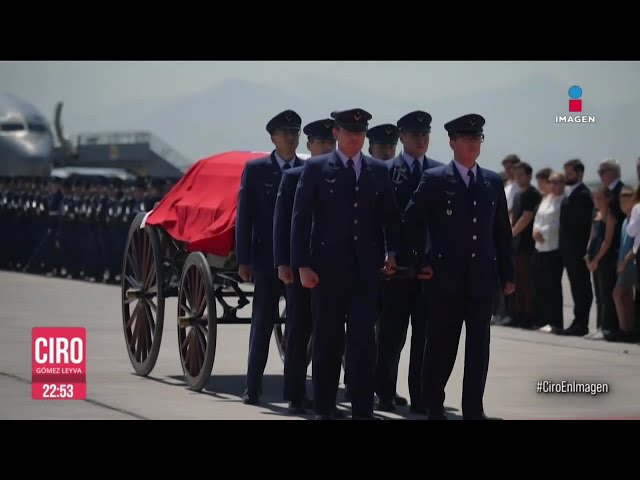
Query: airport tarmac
xmin=1 ymin=270 xmax=639 ymax=420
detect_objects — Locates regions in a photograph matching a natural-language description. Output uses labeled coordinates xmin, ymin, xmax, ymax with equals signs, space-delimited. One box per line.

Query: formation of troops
xmin=1 ymin=108 xmax=516 ymax=421
xmin=236 ymin=108 xmax=515 ymax=420
xmin=0 ymin=175 xmax=172 ymax=281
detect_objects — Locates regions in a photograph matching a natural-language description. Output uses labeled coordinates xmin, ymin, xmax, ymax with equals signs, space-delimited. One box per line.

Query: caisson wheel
xmin=177 ymin=252 xmax=217 ymax=392
xmin=121 ymin=213 xmax=165 ymax=376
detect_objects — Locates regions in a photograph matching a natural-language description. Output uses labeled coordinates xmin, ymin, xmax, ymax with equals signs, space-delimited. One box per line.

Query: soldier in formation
xmin=0 ymin=175 xmax=173 ymax=283
xmin=238 ymin=108 xmax=515 ymax=420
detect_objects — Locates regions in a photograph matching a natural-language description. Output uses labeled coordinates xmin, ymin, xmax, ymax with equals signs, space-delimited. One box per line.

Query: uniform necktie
xmin=347 ymin=158 xmax=356 ymax=183
xmin=467 ymin=169 xmax=475 ymax=187
xmin=282 ymin=163 xmax=291 ymax=172
xmin=412 ymin=160 xmax=422 ymax=183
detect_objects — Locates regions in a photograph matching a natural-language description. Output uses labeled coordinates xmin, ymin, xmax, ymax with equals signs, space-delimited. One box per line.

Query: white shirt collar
xmin=608 ymin=178 xmax=621 ymax=191
xmin=453 ymin=159 xmax=478 ymax=184
xmin=566 ymin=181 xmax=583 ymax=196
xmin=274 ymin=151 xmax=295 ymax=170
xmin=335 ymin=147 xmax=362 ymax=168
xmin=402 ymin=152 xmax=424 ymax=170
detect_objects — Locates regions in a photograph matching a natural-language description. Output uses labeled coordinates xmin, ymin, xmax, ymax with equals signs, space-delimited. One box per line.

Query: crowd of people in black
xmin=493 ymin=155 xmax=640 ymax=343
xmin=0 ymin=175 xmax=174 ymax=283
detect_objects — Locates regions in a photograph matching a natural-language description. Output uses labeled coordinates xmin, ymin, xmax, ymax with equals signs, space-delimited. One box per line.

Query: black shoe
xmin=604 ymin=330 xmax=636 ymax=343
xmin=288 ymin=401 xmax=307 ymax=415
xmin=463 ymin=412 xmax=502 ymax=420
xmin=376 ymin=398 xmax=396 ymax=412
xmin=557 ymin=324 xmax=588 ymax=336
xmin=242 ymin=393 xmax=259 ymax=405
xmin=410 ymin=405 xmax=428 ymax=415
xmin=352 ymin=415 xmax=382 ymax=420
xmin=427 ymin=408 xmax=448 ymax=420
xmin=332 ymin=409 xmax=347 ymax=419
xmin=394 ymin=394 xmax=409 ymax=406
xmin=312 ymin=409 xmax=345 ymax=420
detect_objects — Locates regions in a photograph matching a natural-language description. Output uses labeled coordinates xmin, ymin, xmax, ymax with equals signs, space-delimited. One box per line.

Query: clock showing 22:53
xmin=41 ymin=383 xmax=75 ymax=399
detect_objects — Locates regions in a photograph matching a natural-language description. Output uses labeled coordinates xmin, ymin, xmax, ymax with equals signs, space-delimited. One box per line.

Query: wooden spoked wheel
xmin=177 ymin=252 xmax=217 ymax=392
xmin=121 ymin=213 xmax=165 ymax=376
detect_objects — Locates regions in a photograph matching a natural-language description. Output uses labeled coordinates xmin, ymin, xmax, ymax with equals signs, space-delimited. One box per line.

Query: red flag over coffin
xmin=145 ymin=151 xmax=269 ymax=257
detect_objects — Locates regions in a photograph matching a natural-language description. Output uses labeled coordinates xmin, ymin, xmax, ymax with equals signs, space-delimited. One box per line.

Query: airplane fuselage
xmin=0 ymin=93 xmax=54 ymax=177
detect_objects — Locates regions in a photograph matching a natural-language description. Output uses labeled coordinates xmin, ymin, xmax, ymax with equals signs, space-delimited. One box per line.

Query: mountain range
xmin=67 ymin=74 xmax=640 ymax=184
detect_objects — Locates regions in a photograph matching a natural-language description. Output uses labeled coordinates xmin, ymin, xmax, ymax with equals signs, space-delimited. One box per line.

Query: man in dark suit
xmin=273 ymin=118 xmax=336 ymax=414
xmin=291 ymin=108 xmax=401 ymax=420
xmin=366 ymin=124 xmax=399 ymax=161
xmin=556 ymin=158 xmax=594 ymax=336
xmin=405 ymin=114 xmax=515 ymax=420
xmin=376 ymin=110 xmax=443 ymax=413
xmin=236 ymin=110 xmax=305 ymax=405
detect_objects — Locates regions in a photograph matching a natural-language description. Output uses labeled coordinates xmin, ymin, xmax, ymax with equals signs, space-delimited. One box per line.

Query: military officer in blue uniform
xmin=353 ymin=123 xmax=399 ymax=403
xmin=303 ymin=117 xmax=354 ymax=405
xmin=291 ymin=108 xmax=401 ymax=420
xmin=404 ymin=114 xmax=515 ymax=420
xmin=236 ymin=110 xmax=305 ymax=405
xmin=303 ymin=118 xmax=336 ymax=156
xmin=366 ymin=124 xmax=399 ymax=161
xmin=273 ymin=118 xmax=337 ymax=415
xmin=340 ymin=122 xmax=398 ymax=403
xmin=376 ymin=110 xmax=444 ymax=413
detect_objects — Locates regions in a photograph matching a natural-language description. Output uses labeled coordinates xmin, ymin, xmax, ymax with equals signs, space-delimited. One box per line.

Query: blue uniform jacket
xmin=235 ymin=152 xmax=303 ymax=273
xmin=290 ymin=151 xmax=401 ymax=275
xmin=404 ymin=161 xmax=514 ymax=297
xmin=387 ymin=155 xmax=444 ymax=266
xmin=273 ymin=165 xmax=304 ymax=268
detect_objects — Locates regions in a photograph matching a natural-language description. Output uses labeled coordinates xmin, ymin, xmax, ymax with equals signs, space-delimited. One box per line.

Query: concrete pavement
xmin=1 ymin=270 xmax=639 ymax=420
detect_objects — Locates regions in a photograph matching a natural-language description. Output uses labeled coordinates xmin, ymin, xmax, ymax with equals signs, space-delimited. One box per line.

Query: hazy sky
xmin=4 ymin=61 xmax=640 ymax=114
xmin=1 ymin=61 xmax=639 ymax=181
